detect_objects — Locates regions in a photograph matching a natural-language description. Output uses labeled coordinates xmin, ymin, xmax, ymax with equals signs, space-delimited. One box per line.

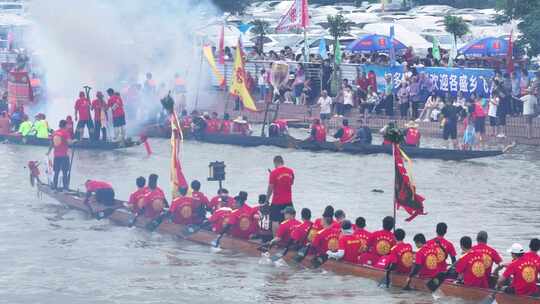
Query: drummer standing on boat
xmin=266 ymin=155 xmax=294 ymax=234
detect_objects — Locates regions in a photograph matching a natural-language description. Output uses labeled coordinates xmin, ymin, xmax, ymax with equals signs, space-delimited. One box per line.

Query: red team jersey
xmin=86 ymin=180 xmax=112 ymax=192
xmin=75 ymin=98 xmax=91 ymax=121
xmin=128 ymin=187 xmax=148 ymax=213
xmin=415 ymin=244 xmax=441 ymax=279
xmin=338 ymin=234 xmax=362 ymax=264
xmin=427 ymin=236 xmax=457 ymax=273
xmin=455 ymin=251 xmax=489 ymax=288
xmin=503 ymin=253 xmax=540 ymax=296
xmin=227 ymin=204 xmax=258 ymax=239
xmin=208 ymin=207 xmax=232 ymax=233
xmin=471 ymin=243 xmax=503 ymax=280
xmin=52 ymin=129 xmax=71 ymax=157
xmin=387 ymin=242 xmax=414 ymax=274
xmin=276 ymin=219 xmax=301 ymax=246
xmin=290 ymin=220 xmax=314 ymax=245
xmin=169 ymin=196 xmax=202 ymax=225
xmin=269 ymin=166 xmax=294 ymax=205
xmin=312 ymin=227 xmax=340 ymax=255
xmin=143 ymin=187 xmax=166 ymax=218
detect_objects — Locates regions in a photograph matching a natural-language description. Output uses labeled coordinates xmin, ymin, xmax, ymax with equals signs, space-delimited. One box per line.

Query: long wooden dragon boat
xmin=1 ymin=134 xmax=141 ymax=150
xmin=31 ymin=180 xmax=538 ymax=304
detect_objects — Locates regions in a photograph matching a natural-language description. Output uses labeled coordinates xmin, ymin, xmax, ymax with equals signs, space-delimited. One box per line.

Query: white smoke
xmin=26 ymin=0 xmax=220 ymax=126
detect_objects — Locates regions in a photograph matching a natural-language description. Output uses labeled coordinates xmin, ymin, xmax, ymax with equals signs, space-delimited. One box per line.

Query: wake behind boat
xmin=30 ymin=180 xmax=538 ymax=304
xmin=143 ymin=124 xmax=504 ymax=161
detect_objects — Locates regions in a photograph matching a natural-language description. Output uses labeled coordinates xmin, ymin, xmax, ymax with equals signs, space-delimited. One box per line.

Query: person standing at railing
xmin=317 ymin=90 xmax=333 ymax=127
xmin=257 ymin=69 xmax=268 ymax=103
xmin=398 ymin=82 xmax=410 ymax=118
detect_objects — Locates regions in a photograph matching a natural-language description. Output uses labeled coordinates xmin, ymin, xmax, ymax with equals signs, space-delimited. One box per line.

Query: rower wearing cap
xmin=471 ymin=230 xmax=502 ymax=287
xmin=426 ymin=222 xmax=457 ymax=273
xmin=327 ymin=220 xmax=362 ymax=264
xmin=404 ymin=233 xmax=441 ymax=289
xmin=362 ymin=216 xmax=396 ymax=266
xmin=455 ymin=236 xmax=489 ymax=288
xmin=497 ymin=242 xmax=540 ymax=296
xmin=333 ymin=119 xmax=355 ymax=144
xmin=267 ymin=206 xmax=300 ymax=247
xmin=309 ymin=118 xmax=326 ymax=143
xmin=290 ymin=208 xmax=314 ymax=246
xmin=403 ymin=120 xmax=421 ymax=147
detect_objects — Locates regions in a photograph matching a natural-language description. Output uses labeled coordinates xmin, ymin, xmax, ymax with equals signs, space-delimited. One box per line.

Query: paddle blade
xmin=181 ymin=224 xmax=201 ymax=237
xmin=127 ymin=213 xmax=139 ymax=228
xmin=270 ymin=252 xmax=285 ymax=262
xmin=478 ymin=292 xmax=497 ymax=304
xmin=95 ymin=208 xmax=115 ymax=220
xmin=426 ymin=272 xmax=446 ymax=292
xmin=211 ymin=238 xmax=219 ymax=248
xmin=293 ymin=245 xmax=310 ymax=263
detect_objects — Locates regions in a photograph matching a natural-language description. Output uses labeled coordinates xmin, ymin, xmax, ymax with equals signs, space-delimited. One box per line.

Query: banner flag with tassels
xmin=229 ymin=39 xmax=257 ymax=111
xmin=203 ymin=45 xmax=225 ymax=88
xmin=393 ymin=143 xmax=426 ymax=221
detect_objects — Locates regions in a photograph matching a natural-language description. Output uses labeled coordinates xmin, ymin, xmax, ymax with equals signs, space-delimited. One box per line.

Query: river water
xmin=1 ymin=134 xmax=539 ymax=304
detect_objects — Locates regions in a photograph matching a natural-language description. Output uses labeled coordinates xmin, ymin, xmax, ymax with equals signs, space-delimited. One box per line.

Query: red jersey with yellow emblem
xmin=415 ymin=244 xmax=441 ymax=279
xmin=206 ymin=119 xmax=220 ymax=133
xmin=338 ymin=233 xmax=362 ymax=264
xmin=128 ymin=187 xmax=149 ymax=213
xmin=208 ymin=195 xmax=235 ymax=212
xmin=312 ymin=227 xmax=340 ymax=255
xmin=191 ymin=191 xmax=210 ymax=210
xmin=208 ymin=207 xmax=232 ymax=233
xmin=503 ymin=254 xmax=539 ymax=296
xmin=471 ymin=243 xmax=502 ymax=279
xmin=353 ymin=228 xmax=371 ymax=255
xmin=290 ymin=220 xmax=315 ymax=245
xmin=169 ymin=196 xmax=202 ymax=225
xmin=368 ymin=229 xmax=396 ymax=257
xmin=143 ymin=187 xmax=166 ymax=218
xmin=227 ymin=204 xmax=257 ymax=239
xmin=313 ymin=218 xmax=337 ymax=231
xmin=387 ymin=242 xmax=414 ymax=274
xmin=427 ymin=236 xmax=457 ymax=273
xmin=276 ymin=218 xmax=301 ymax=246
xmin=455 ymin=251 xmax=489 ymax=288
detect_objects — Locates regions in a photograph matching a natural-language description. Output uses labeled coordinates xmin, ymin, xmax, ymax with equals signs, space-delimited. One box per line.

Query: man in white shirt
xmin=521 ymin=88 xmax=537 ymax=139
xmin=317 ymin=90 xmax=333 ymax=125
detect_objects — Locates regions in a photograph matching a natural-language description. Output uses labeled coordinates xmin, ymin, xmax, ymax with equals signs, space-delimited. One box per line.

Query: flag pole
xmin=393 ymin=143 xmax=397 ymax=232
xmin=303 ymin=27 xmax=308 ymax=63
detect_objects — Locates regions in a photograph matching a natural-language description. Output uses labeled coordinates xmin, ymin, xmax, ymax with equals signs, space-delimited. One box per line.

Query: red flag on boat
xmin=170 ymin=112 xmax=188 ymax=198
xmin=506 ymin=30 xmax=514 ymax=73
xmin=276 ymin=0 xmax=309 ymax=32
xmin=393 ymin=144 xmax=426 ymax=222
xmin=218 ymin=24 xmax=225 ymax=65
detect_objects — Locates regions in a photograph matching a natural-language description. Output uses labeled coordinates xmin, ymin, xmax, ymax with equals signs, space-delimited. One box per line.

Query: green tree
xmin=249 ymin=19 xmax=270 ymax=53
xmin=212 ymin=0 xmax=249 ymax=14
xmin=495 ymin=0 xmax=540 ymax=57
xmin=444 ymin=15 xmax=469 ymax=44
xmin=327 ymin=14 xmax=351 ymax=63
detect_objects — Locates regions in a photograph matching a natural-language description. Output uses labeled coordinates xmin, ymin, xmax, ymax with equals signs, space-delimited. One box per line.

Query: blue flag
xmin=389 ymin=24 xmax=396 ymax=66
xmin=319 ymin=38 xmax=328 ymax=59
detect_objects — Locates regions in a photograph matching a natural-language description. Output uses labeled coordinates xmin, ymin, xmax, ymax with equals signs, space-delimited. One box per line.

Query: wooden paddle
xmin=270 ymin=239 xmax=294 ymax=262
xmin=478 ymin=291 xmax=497 ymax=304
xmin=291 ymin=224 xmax=314 ymax=263
xmin=146 ymin=210 xmax=171 ymax=232
xmin=211 ymin=225 xmax=231 ymax=248
xmin=127 ymin=208 xmax=145 ymax=228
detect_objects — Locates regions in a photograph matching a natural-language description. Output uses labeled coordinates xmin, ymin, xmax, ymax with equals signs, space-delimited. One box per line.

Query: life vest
xmin=18 ymin=121 xmax=33 ymax=136
xmin=473 ymin=102 xmax=486 ymax=118
xmin=404 ymin=128 xmax=420 ymax=146
xmin=180 ymin=116 xmax=192 ymax=131
xmin=313 ymin=124 xmax=326 ymax=143
xmin=340 ymin=126 xmax=355 ymax=144
xmin=274 ymin=119 xmax=288 ymax=133
xmin=206 ymin=119 xmax=219 ymax=134
xmin=35 ymin=120 xmax=49 ymax=139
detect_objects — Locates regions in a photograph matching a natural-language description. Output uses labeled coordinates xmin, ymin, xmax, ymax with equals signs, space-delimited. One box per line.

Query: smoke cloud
xmin=26 ymin=0 xmax=219 ymax=125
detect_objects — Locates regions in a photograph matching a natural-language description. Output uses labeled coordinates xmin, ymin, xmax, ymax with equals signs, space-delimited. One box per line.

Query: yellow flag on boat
xmin=202 ymin=45 xmax=225 ymax=87
xmin=229 ymin=40 xmax=257 ymax=111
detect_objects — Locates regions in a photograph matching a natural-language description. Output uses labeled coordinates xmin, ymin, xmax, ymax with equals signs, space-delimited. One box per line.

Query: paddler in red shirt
xmin=190 ymin=180 xmax=210 ymax=213
xmin=208 ymin=188 xmax=235 ymax=212
xmin=361 ymin=216 xmax=396 ymax=266
xmin=309 ymin=118 xmax=326 ymax=143
xmin=266 ymin=155 xmax=294 ymax=233
xmin=290 ymin=208 xmax=314 ymax=247
xmin=205 ymin=112 xmax=220 ymax=134
xmin=106 ymin=88 xmax=126 ymax=142
xmin=91 ymin=91 xmax=108 ymax=141
xmin=74 ymin=91 xmax=94 ymax=140
xmin=426 ymin=222 xmax=457 ymax=273
xmin=471 ymin=230 xmax=502 ymax=287
xmin=179 ymin=110 xmax=192 ymax=133
xmin=497 ymin=242 xmax=540 ymax=296
xmin=208 ymin=205 xmax=233 ymax=234
xmin=220 ymin=113 xmax=232 ymax=135
xmin=142 ymin=174 xmax=167 ymax=219
xmin=84 ymin=180 xmax=115 ymax=206
xmin=232 ymin=116 xmax=252 ymax=136
xmin=226 ymin=191 xmax=259 ymax=239
xmin=331 ymin=209 xmax=347 ymax=230
xmin=267 ymin=206 xmax=300 ymax=248
xmin=455 ymin=236 xmax=489 ymax=288
xmin=127 ymin=176 xmax=148 ymax=213
xmin=383 ymin=228 xmax=413 ymax=287
xmin=46 ymin=120 xmax=73 ymax=191
xmin=313 ymin=205 xmax=338 ymax=231
xmin=311 ymin=216 xmax=341 ymax=266
xmin=327 ymin=220 xmax=362 ymax=264
xmin=353 ymin=217 xmax=371 ymax=260
xmin=403 ymin=120 xmax=421 ymax=147
xmin=404 ymin=233 xmax=441 ymax=290
xmin=169 ymin=187 xmax=204 ymax=225
xmin=333 ymin=119 xmax=355 ymax=144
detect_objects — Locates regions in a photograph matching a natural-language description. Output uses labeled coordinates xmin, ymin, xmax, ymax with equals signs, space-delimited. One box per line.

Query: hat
xmin=405 ymin=120 xmax=418 ymax=128
xmin=507 ymin=243 xmax=524 ymax=254
xmin=233 ymin=116 xmax=247 ymax=124
xmin=281 ymin=206 xmax=296 ymax=214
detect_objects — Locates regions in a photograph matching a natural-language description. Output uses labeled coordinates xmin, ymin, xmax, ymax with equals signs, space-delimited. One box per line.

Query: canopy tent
xmin=458 ymin=37 xmax=509 ymax=57
xmin=345 ymin=34 xmax=406 ymax=54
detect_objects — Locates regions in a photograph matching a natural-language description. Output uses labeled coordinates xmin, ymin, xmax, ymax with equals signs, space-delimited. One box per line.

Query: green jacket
xmin=18 ymin=121 xmax=34 ymax=136
xmin=34 ymin=120 xmax=50 ymax=138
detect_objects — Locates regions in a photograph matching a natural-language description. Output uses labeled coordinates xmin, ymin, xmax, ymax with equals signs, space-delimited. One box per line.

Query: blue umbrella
xmin=346 ymin=34 xmax=407 ymax=54
xmin=458 ymin=37 xmax=509 ymax=57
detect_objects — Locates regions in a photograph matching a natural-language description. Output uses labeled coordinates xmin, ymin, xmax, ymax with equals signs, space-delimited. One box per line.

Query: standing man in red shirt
xmin=404 ymin=233 xmax=440 ymax=290
xmin=266 ymin=155 xmax=294 ymax=234
xmin=455 ymin=236 xmax=489 ymax=288
xmin=91 ymin=91 xmax=108 ymax=141
xmin=106 ymin=88 xmax=126 ymax=142
xmin=74 ymin=91 xmax=94 ymax=140
xmin=47 ymin=120 xmax=73 ymax=191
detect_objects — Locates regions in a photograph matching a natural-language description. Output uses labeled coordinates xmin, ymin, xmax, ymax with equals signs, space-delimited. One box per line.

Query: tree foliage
xmin=211 ymin=0 xmax=249 ymax=14
xmin=444 ymin=15 xmax=469 ymax=44
xmin=412 ymin=0 xmax=496 ymax=8
xmin=249 ymin=19 xmax=270 ymax=53
xmin=327 ymin=14 xmax=350 ymax=57
xmin=495 ymin=0 xmax=540 ymax=57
